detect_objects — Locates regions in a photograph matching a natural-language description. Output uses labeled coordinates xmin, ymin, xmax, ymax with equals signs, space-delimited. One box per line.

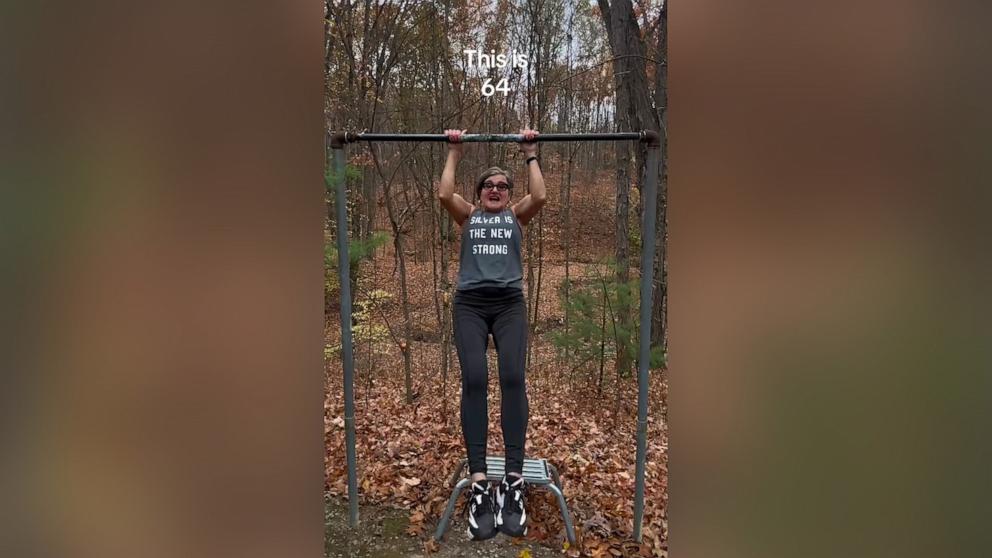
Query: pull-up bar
xmin=328 ymin=130 xmax=660 ymax=543
xmin=331 ymin=131 xmax=651 ymax=144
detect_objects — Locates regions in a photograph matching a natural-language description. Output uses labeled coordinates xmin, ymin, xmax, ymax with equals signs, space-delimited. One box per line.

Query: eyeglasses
xmin=481 ymin=182 xmax=510 ymax=191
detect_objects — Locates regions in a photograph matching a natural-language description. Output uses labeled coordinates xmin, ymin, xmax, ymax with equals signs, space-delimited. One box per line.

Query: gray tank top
xmin=456 ymin=208 xmax=523 ymax=291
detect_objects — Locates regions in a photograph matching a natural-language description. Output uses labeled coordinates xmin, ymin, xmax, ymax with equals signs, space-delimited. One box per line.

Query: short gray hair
xmin=475 ymin=167 xmax=514 ymax=199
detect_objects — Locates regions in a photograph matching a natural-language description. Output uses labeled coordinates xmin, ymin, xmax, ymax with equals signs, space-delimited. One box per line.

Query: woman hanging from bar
xmin=438 ymin=128 xmax=545 ymax=541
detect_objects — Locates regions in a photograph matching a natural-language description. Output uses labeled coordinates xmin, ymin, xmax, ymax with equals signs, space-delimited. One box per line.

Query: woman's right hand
xmin=445 ymin=129 xmax=467 ymax=158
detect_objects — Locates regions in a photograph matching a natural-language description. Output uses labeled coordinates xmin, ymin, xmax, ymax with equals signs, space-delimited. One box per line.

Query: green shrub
xmin=323 ymin=161 xmax=386 ymax=297
xmin=551 ymin=260 xmax=666 ymax=378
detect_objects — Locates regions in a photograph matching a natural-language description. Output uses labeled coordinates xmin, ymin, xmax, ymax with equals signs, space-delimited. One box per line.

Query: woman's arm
xmin=511 ymin=129 xmax=546 ymax=226
xmin=438 ymin=129 xmax=475 ymax=226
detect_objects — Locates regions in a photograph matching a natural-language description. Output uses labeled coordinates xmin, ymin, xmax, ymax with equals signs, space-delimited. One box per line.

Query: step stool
xmin=433 ymin=455 xmax=576 ymax=544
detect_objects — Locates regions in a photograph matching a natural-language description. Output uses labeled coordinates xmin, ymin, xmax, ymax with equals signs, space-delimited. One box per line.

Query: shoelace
xmin=465 ymin=484 xmax=492 ymax=523
xmin=501 ymin=479 xmax=525 ymax=514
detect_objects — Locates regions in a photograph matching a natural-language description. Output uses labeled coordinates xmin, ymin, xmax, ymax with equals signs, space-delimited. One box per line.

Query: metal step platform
xmin=433 ymin=455 xmax=575 ymax=544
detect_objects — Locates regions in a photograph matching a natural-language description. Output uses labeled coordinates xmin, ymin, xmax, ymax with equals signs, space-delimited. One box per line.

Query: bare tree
xmin=371 ymin=145 xmax=416 ymax=403
xmin=651 ymin=1 xmax=668 ymax=352
xmin=597 ymin=0 xmax=662 ymax=379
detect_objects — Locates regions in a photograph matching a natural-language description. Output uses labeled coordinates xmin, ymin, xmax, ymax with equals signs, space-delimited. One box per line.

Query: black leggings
xmin=453 ymin=287 xmax=529 ymax=476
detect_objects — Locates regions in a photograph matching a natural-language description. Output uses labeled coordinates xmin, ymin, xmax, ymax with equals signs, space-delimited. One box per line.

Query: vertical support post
xmin=634 ymin=132 xmax=661 ymax=542
xmin=331 ymin=134 xmax=360 ymax=527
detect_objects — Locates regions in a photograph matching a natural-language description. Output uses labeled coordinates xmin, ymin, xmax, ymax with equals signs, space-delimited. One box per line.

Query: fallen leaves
xmin=325 ymin=365 xmax=668 ymax=556
xmin=324 ymin=203 xmax=669 ymax=556
xmin=582 ymin=512 xmax=613 ymax=539
xmin=421 ymin=538 xmax=439 ymax=554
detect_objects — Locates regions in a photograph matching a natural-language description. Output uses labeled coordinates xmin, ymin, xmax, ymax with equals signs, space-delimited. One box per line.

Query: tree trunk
xmin=597 ymin=281 xmax=608 ymax=397
xmin=651 ymin=2 xmax=668 ymax=353
xmin=374 ymin=144 xmax=415 ymax=404
xmin=562 ymin=13 xmax=576 ymax=366
xmin=437 ymin=0 xmax=453 ymax=420
xmin=598 ymin=0 xmax=663 ymax=378
xmin=562 ymin=146 xmax=575 ymax=364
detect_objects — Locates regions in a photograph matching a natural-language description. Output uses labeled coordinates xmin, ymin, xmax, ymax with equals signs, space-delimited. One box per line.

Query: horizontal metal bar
xmin=339 ymin=131 xmax=646 ymax=143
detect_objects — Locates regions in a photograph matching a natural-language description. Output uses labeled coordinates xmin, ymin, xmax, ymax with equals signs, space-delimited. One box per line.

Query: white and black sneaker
xmin=465 ymin=480 xmax=498 ymax=541
xmin=495 ymin=474 xmax=528 ymax=537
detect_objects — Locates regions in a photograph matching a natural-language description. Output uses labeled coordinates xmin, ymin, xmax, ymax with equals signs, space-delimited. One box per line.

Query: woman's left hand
xmin=519 ymin=128 xmax=539 ymax=157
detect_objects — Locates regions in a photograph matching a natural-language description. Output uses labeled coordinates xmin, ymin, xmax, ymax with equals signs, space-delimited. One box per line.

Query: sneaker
xmin=465 ymin=480 xmax=498 ymax=541
xmin=495 ymin=474 xmax=528 ymax=537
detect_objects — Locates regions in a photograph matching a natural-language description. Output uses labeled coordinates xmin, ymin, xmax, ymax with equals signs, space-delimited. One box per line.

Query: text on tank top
xmin=456 ymin=208 xmax=523 ymax=291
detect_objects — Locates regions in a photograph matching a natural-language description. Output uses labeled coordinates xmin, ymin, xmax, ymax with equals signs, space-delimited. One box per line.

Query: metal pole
xmin=330 ymin=137 xmax=360 ymax=528
xmin=326 ymin=129 xmax=656 ymax=535
xmin=633 ymin=131 xmax=661 ymax=542
xmin=344 ymin=132 xmax=644 ymax=143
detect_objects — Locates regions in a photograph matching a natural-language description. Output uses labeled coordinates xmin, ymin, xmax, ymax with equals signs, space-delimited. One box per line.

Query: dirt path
xmin=325 ymin=496 xmax=563 ymax=558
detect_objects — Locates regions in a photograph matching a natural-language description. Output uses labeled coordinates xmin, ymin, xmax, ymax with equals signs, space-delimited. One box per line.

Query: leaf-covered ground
xmin=325 ymin=358 xmax=667 ymax=557
xmin=326 ymin=170 xmax=668 ymax=557
xmin=325 ymin=495 xmax=563 ymax=558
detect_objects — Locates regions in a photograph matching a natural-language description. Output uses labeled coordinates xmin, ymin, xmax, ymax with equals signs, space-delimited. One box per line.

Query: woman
xmin=438 ymin=128 xmax=546 ymax=540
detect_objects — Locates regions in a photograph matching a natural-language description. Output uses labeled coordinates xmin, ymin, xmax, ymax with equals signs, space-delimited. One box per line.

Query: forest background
xmin=325 ymin=1 xmax=668 ymax=556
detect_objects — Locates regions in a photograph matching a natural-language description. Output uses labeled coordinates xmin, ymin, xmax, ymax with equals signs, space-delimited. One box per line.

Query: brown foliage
xmin=325 ymin=170 xmax=667 ymax=557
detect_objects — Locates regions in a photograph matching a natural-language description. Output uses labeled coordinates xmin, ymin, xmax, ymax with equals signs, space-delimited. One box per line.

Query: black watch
xmin=526 ymin=156 xmax=539 ymax=166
